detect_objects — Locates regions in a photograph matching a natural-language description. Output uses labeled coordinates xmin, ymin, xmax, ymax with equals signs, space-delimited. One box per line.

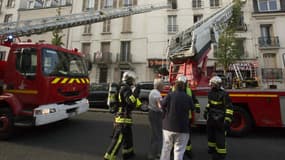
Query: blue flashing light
xmin=6 ymin=34 xmax=14 ymax=42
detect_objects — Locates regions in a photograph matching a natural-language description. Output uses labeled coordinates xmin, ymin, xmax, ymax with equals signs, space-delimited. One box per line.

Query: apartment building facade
xmin=69 ymin=0 xmax=234 ymax=83
xmin=1 ymin=0 xmax=285 ymax=88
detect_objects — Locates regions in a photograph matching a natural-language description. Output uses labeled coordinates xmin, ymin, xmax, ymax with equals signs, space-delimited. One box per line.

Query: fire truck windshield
xmin=42 ymin=48 xmax=88 ymax=77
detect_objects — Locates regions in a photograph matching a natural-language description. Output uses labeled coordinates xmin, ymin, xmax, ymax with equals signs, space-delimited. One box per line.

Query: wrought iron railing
xmin=258 ymin=36 xmax=280 ymax=48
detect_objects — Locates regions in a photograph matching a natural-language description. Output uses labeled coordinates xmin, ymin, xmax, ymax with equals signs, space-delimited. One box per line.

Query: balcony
xmin=94 ymin=52 xmax=112 ymax=66
xmin=116 ymin=53 xmax=133 ymax=70
xmin=261 ymin=68 xmax=283 ymax=82
xmin=168 ymin=25 xmax=178 ymax=33
xmin=236 ymin=23 xmax=247 ymax=32
xmin=258 ymin=36 xmax=280 ymax=49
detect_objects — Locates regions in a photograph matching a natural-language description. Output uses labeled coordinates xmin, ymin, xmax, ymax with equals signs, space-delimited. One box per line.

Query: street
xmin=0 ymin=111 xmax=285 ymax=160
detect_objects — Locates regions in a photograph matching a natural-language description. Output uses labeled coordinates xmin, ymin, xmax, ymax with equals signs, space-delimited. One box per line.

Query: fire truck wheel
xmin=0 ymin=107 xmax=14 ymax=140
xmin=229 ymin=107 xmax=252 ymax=137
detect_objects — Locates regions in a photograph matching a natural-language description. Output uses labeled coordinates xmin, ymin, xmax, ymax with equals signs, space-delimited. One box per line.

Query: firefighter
xmin=104 ymin=71 xmax=142 ymax=160
xmin=172 ymin=75 xmax=201 ymax=159
xmin=203 ymin=76 xmax=234 ymax=160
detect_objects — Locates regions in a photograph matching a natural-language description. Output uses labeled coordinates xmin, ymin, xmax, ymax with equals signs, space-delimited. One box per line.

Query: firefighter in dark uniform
xmin=172 ymin=75 xmax=201 ymax=159
xmin=203 ymin=76 xmax=234 ymax=160
xmin=104 ymin=71 xmax=142 ymax=160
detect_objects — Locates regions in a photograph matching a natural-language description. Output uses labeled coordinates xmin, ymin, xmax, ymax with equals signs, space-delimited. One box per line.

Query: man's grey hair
xmin=153 ymin=78 xmax=164 ymax=89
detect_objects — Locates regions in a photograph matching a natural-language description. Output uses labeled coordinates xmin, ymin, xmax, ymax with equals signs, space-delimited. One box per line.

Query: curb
xmin=88 ymin=108 xmax=148 ymax=115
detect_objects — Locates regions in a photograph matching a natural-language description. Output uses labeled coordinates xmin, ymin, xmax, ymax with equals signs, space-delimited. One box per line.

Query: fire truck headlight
xmin=34 ymin=108 xmax=56 ymax=115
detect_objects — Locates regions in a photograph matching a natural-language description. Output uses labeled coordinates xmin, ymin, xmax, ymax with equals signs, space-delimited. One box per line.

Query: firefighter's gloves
xmin=224 ymin=120 xmax=231 ymax=131
xmin=133 ymin=84 xmax=141 ymax=98
xmin=203 ymin=111 xmax=208 ymax=120
xmin=195 ymin=104 xmax=201 ymax=113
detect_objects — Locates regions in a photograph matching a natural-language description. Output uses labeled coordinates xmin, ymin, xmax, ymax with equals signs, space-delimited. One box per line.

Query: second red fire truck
xmin=162 ymin=1 xmax=285 ymax=136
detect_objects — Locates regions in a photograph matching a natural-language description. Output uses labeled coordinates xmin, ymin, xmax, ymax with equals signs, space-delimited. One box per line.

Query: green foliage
xmin=215 ymin=0 xmax=243 ymax=74
xmin=51 ymin=29 xmax=64 ymax=46
xmin=51 ymin=7 xmax=64 ymax=46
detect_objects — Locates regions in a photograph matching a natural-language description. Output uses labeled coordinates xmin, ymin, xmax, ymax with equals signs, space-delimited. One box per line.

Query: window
xmin=235 ymin=38 xmax=245 ymax=57
xmin=168 ymin=15 xmax=177 ymax=33
xmin=100 ymin=42 xmax=110 ymax=62
xmin=4 ymin=14 xmax=12 ymax=23
xmin=167 ymin=0 xmax=177 ymax=9
xmin=103 ymin=0 xmax=113 ymax=8
xmin=210 ymin=0 xmax=219 ymax=8
xmin=192 ymin=0 xmax=202 ymax=8
xmin=122 ymin=16 xmax=131 ymax=32
xmin=82 ymin=43 xmax=91 ymax=57
xmin=6 ymin=0 xmax=15 ymax=8
xmin=120 ymin=41 xmax=130 ymax=62
xmin=193 ymin=14 xmax=203 ymax=23
xmin=103 ymin=20 xmax=111 ymax=33
xmin=34 ymin=0 xmax=43 ymax=8
xmin=45 ymin=0 xmax=51 ymax=7
xmin=259 ymin=24 xmax=275 ymax=46
xmin=27 ymin=1 xmax=34 ymax=9
xmin=82 ymin=0 xmax=97 ymax=10
xmin=263 ymin=53 xmax=276 ymax=68
xmin=258 ymin=0 xmax=280 ymax=12
xmin=99 ymin=68 xmax=108 ymax=83
xmin=59 ymin=0 xmax=66 ymax=5
xmin=42 ymin=48 xmax=88 ymax=76
xmin=16 ymin=48 xmax=37 ymax=76
xmin=123 ymin=0 xmax=132 ymax=7
xmin=83 ymin=24 xmax=92 ymax=34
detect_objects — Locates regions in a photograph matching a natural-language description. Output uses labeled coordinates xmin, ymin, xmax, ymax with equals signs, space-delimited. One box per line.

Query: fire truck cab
xmin=0 ymin=39 xmax=90 ymax=139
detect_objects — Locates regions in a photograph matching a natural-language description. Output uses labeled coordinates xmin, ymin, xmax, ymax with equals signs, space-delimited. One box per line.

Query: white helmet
xmin=122 ymin=70 xmax=136 ymax=85
xmin=177 ymin=75 xmax=187 ymax=83
xmin=209 ymin=76 xmax=222 ymax=87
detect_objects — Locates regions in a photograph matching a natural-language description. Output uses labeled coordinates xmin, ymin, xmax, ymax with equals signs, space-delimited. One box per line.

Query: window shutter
xmin=133 ymin=0 xmax=137 ymax=6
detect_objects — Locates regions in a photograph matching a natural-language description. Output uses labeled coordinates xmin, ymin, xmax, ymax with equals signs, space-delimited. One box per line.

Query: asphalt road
xmin=0 ymin=111 xmax=285 ymax=160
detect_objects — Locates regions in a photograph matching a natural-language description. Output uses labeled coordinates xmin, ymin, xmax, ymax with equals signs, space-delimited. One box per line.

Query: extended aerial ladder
xmin=165 ymin=2 xmax=234 ymax=88
xmin=0 ymin=2 xmax=171 ymax=39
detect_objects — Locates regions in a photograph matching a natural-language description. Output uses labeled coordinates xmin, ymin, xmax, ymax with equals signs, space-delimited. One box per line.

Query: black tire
xmin=0 ymin=107 xmax=14 ymax=140
xmin=140 ymin=99 xmax=149 ymax=112
xmin=228 ymin=107 xmax=252 ymax=137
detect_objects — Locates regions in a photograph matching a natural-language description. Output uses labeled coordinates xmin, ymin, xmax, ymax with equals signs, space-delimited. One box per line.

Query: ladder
xmin=233 ymin=64 xmax=244 ymax=81
xmin=0 ymin=3 xmax=171 ymax=38
xmin=168 ymin=2 xmax=234 ymax=61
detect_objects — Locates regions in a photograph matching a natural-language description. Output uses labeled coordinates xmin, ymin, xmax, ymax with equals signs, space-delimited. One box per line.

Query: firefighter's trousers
xmin=207 ymin=117 xmax=227 ymax=160
xmin=104 ymin=123 xmax=134 ymax=160
xmin=185 ymin=119 xmax=193 ymax=155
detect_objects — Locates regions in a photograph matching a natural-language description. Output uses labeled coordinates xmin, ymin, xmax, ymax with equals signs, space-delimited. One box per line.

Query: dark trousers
xmin=104 ymin=123 xmax=134 ymax=160
xmin=207 ymin=117 xmax=226 ymax=160
xmin=148 ymin=110 xmax=163 ymax=158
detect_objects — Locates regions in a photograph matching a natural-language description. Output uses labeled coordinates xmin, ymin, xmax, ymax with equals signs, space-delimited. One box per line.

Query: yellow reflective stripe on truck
xmin=51 ymin=78 xmax=90 ymax=84
xmin=229 ymin=94 xmax=278 ymax=98
xmin=5 ymin=89 xmax=38 ymax=94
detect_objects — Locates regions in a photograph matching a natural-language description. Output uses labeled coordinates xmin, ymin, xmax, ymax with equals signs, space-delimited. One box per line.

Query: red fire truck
xmin=162 ymin=1 xmax=285 ymax=136
xmin=0 ymin=3 xmax=171 ymax=139
xmin=0 ymin=39 xmax=90 ymax=139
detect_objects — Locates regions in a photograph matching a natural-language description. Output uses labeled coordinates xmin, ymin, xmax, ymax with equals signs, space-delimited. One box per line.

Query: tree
xmin=215 ymin=0 xmax=242 ymax=75
xmin=51 ymin=7 xmax=64 ymax=46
